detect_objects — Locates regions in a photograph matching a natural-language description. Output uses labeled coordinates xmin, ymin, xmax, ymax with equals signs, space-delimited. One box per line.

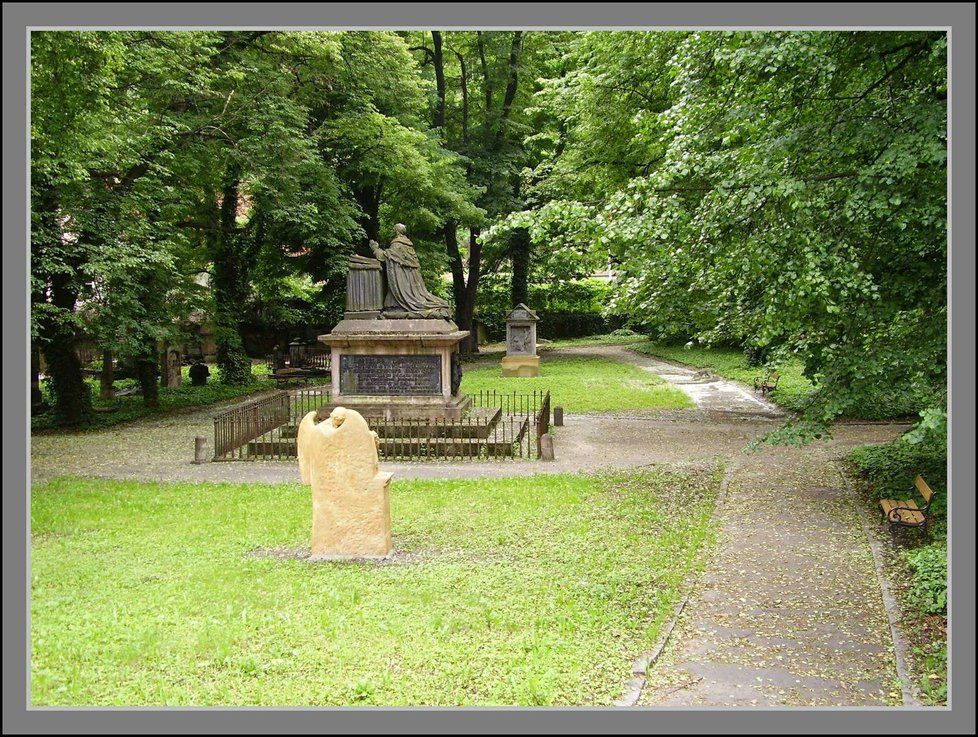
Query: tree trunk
xmin=33 ymin=183 xmax=92 ymax=425
xmin=136 ymin=348 xmax=160 ymax=408
xmin=354 ymin=183 xmax=382 ymax=253
xmin=444 ymin=223 xmax=481 ymax=355
xmin=39 ymin=272 xmax=91 ymax=426
xmin=211 ymin=161 xmax=253 ymax=385
xmin=509 ymin=226 xmax=531 ymax=307
xmin=99 ymin=349 xmax=115 ymax=400
xmin=431 ymin=31 xmax=446 ymax=129
xmin=493 ymin=32 xmax=524 ymax=151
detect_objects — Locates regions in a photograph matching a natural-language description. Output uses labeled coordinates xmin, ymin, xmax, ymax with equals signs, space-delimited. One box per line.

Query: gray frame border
xmin=3 ymin=3 xmax=974 ymax=734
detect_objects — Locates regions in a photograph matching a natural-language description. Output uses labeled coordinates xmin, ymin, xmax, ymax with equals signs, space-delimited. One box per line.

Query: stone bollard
xmin=553 ymin=406 xmax=564 ymax=427
xmin=539 ymin=432 xmax=556 ymax=462
xmin=192 ymin=436 xmax=208 ymax=464
xmin=297 ymin=407 xmax=393 ymax=560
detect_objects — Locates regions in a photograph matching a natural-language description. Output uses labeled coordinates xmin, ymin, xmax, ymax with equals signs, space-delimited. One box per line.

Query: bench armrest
xmin=887 ymin=505 xmax=925 ymax=523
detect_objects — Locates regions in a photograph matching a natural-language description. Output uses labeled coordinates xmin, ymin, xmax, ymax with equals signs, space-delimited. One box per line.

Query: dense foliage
xmin=512 ymin=31 xmax=948 ymax=440
xmin=476 ymin=276 xmax=625 ymax=340
xmin=905 ymin=544 xmax=948 ymax=616
xmin=31 ymin=30 xmax=948 ymax=442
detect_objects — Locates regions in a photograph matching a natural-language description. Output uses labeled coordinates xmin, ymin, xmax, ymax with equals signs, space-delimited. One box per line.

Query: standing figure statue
xmin=369 ymin=224 xmax=452 ymax=320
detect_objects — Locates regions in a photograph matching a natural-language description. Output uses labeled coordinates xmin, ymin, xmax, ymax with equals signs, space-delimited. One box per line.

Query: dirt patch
xmin=248 ymin=546 xmax=430 ymax=566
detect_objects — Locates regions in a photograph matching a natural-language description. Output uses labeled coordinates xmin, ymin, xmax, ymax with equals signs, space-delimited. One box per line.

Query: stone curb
xmin=614 ymin=459 xmax=736 ymax=707
xmin=833 ymin=460 xmax=922 ymax=707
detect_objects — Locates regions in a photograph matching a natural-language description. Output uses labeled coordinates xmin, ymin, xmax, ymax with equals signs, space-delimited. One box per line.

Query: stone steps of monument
xmin=371 ymin=406 xmax=504 ymax=439
xmin=276 ymin=406 xmax=507 ymax=441
xmin=386 ymin=433 xmax=526 ymax=458
xmin=245 ymin=435 xmax=525 ymax=459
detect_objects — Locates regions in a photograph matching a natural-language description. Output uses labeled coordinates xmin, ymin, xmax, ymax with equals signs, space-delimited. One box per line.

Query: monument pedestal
xmin=501 ymin=303 xmax=541 ymax=378
xmin=500 ymin=354 xmax=540 ymax=378
xmin=318 ymin=319 xmax=471 ymax=421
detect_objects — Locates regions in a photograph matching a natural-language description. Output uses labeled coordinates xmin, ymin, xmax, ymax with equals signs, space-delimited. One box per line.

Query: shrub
xmin=904 ymin=543 xmax=947 ymax=615
xmin=475 ymin=276 xmax=630 ymax=341
xmin=848 ymin=437 xmax=947 ymax=499
xmin=610 ymin=327 xmax=640 ymax=338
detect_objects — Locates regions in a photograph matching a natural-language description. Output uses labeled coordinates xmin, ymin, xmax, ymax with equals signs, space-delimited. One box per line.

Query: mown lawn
xmin=461 ymin=354 xmax=692 ymax=413
xmin=30 ymin=469 xmax=720 ymax=706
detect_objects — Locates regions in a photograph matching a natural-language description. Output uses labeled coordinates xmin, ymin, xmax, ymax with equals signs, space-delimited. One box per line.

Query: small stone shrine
xmin=500 ymin=303 xmax=540 ymax=377
xmin=318 ymin=224 xmax=471 ymax=420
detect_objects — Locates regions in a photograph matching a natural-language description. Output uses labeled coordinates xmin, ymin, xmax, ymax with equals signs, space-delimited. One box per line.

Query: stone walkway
xmin=557 ymin=343 xmax=784 ymax=417
xmin=640 ymin=445 xmax=901 ymax=707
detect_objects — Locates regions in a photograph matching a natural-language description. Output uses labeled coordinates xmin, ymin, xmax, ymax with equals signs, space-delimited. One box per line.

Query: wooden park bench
xmin=880 ymin=475 xmax=937 ymax=532
xmin=753 ymin=370 xmax=780 ymax=395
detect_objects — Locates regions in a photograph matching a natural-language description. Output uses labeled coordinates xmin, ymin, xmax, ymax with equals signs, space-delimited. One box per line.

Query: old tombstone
xmin=161 ymin=346 xmax=182 ymax=388
xmin=553 ymin=406 xmax=564 ymax=426
xmin=501 ymin=303 xmax=540 ymax=377
xmin=318 ymin=224 xmax=471 ymax=421
xmin=539 ymin=432 xmax=556 ymax=461
xmin=288 ymin=338 xmax=308 ymax=368
xmin=188 ymin=360 xmax=210 ymax=386
xmin=297 ymin=406 xmax=393 ymax=560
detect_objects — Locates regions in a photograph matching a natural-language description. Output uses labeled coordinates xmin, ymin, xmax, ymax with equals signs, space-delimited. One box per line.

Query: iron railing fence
xmin=213 ymin=388 xmax=552 ymax=462
xmin=468 ymin=389 xmax=549 ymax=418
xmin=213 ymin=391 xmax=291 ymax=460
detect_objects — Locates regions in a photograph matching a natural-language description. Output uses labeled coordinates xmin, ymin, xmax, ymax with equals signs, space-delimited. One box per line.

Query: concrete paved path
xmin=640 ymin=445 xmax=901 ymax=707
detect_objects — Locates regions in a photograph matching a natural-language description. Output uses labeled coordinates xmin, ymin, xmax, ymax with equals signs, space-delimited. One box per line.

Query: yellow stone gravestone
xmin=297 ymin=406 xmax=393 ymax=560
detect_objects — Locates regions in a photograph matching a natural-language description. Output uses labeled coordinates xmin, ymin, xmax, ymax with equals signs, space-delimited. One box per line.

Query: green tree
xmin=521 ymin=31 xmax=948 ymax=439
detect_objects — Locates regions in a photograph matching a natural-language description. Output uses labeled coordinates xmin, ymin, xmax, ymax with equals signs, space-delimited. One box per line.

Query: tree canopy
xmin=31 ymin=30 xmax=947 ymax=440
xmin=506 ymin=30 xmax=948 ymax=440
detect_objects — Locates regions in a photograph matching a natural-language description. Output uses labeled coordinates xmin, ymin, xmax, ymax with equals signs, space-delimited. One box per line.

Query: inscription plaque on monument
xmin=340 ymin=354 xmax=442 ymax=396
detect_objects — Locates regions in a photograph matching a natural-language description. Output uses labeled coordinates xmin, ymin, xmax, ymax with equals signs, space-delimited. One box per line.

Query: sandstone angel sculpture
xmin=297 ymin=406 xmax=393 ymax=559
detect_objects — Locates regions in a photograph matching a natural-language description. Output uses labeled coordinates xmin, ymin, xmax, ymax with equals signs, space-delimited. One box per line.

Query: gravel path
xmin=641 ymin=445 xmax=902 ymax=706
xmin=29 ymin=344 xmax=902 ymax=484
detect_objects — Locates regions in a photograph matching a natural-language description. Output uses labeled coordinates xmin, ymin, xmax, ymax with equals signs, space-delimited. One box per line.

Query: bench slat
xmin=880 ymin=498 xmax=926 ymax=525
xmin=914 ymin=475 xmax=935 ymax=503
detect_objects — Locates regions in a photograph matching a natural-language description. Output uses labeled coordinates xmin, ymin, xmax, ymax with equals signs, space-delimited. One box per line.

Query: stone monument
xmin=297 ymin=406 xmax=393 ymax=560
xmin=188 ymin=360 xmax=210 ymax=386
xmin=318 ymin=224 xmax=471 ymax=420
xmin=501 ymin=303 xmax=540 ymax=377
xmin=161 ymin=345 xmax=183 ymax=388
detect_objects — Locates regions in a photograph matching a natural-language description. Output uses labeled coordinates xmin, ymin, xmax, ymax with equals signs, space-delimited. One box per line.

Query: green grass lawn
xmin=31 ymin=469 xmax=720 ymax=706
xmin=32 ymin=363 xmax=294 ymax=434
xmin=461 ymin=354 xmax=692 ymax=413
